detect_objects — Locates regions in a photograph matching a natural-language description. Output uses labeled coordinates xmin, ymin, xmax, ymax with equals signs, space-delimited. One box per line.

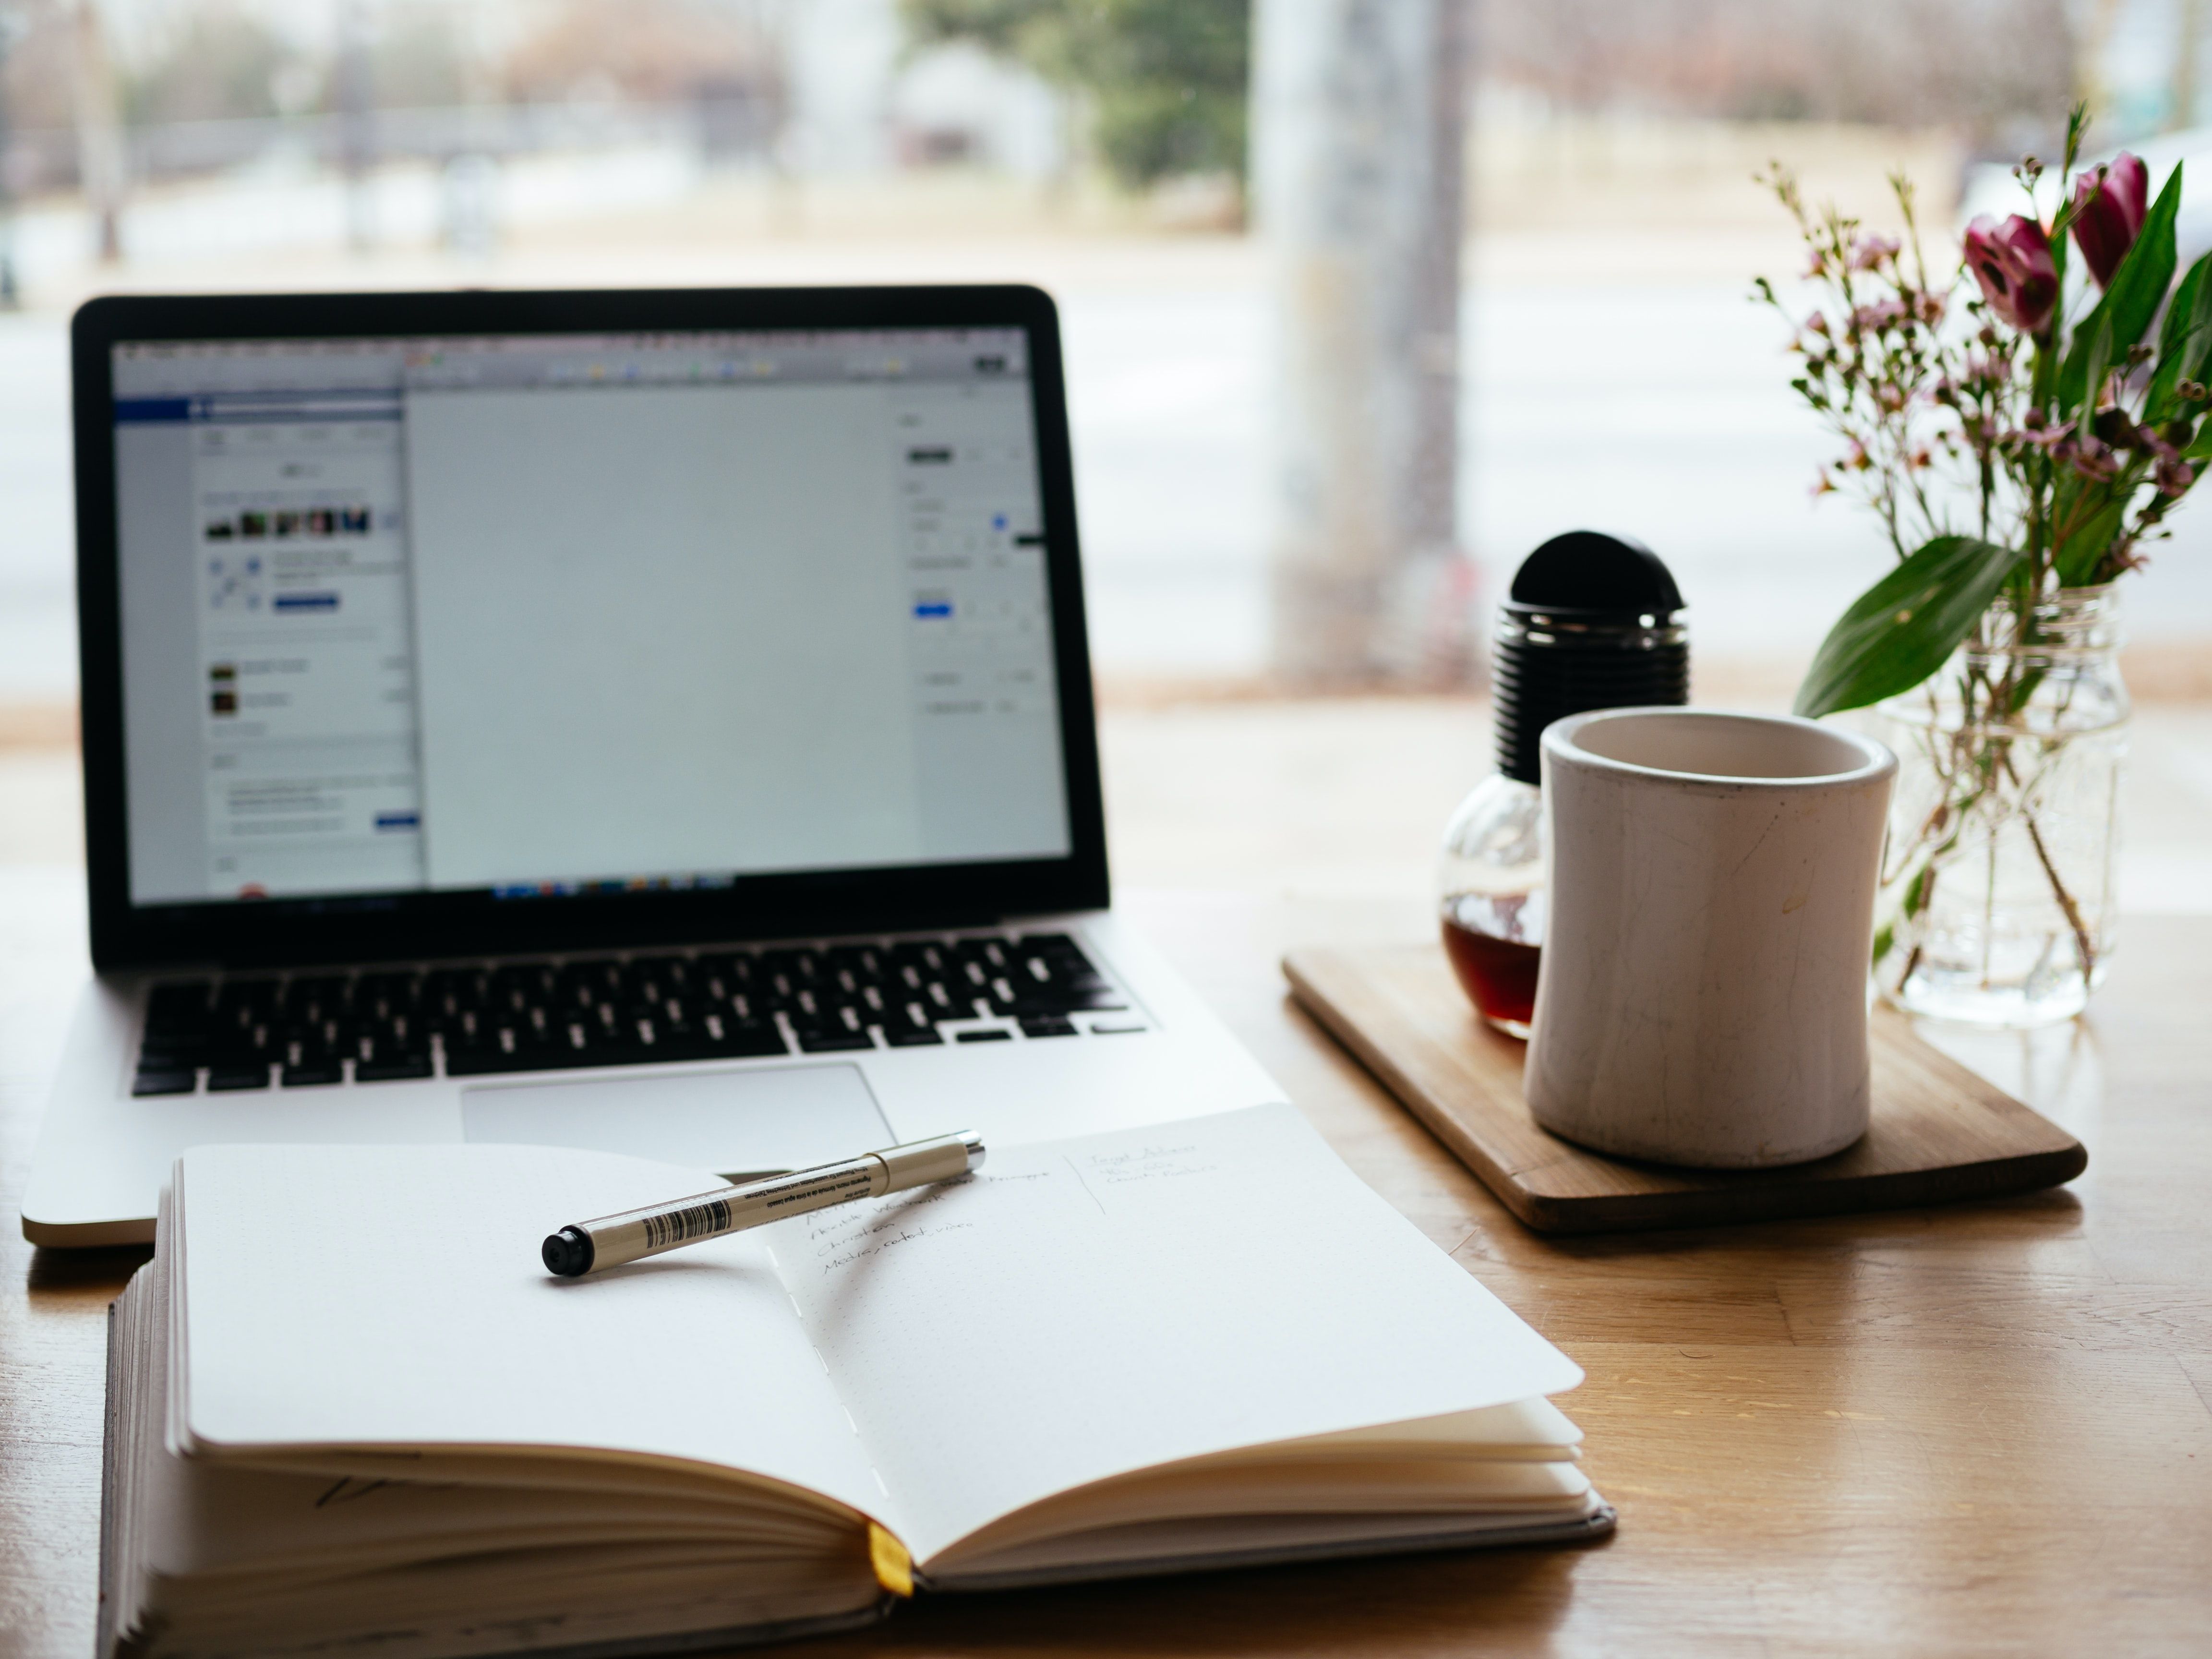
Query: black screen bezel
xmin=74 ymin=284 xmax=1108 ymax=971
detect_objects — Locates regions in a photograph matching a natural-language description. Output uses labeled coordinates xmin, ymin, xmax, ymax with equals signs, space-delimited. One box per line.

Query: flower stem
xmin=2021 ymin=805 xmax=2098 ymax=981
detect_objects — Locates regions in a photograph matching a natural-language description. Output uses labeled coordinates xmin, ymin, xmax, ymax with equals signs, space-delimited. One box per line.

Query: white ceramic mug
xmin=1523 ymin=708 xmax=1898 ymax=1169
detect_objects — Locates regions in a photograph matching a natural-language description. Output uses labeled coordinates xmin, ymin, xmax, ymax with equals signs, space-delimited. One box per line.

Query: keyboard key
xmin=954 ymin=1029 xmax=1014 ymax=1043
xmin=1019 ymin=1016 xmax=1078 ymax=1038
xmin=759 ymin=949 xmax=823 ymax=987
xmin=355 ymin=973 xmax=421 ymax=1018
xmin=444 ymin=1044 xmax=550 ymax=1076
xmin=630 ymin=955 xmax=689 ymax=997
xmin=888 ymin=942 xmax=950 ymax=978
xmin=581 ymin=1040 xmax=660 ymax=1070
xmin=701 ymin=1016 xmax=790 ymax=1058
xmin=696 ymin=953 xmax=754 ymax=993
xmin=354 ymin=1056 xmax=433 ymax=1083
xmin=280 ymin=1061 xmax=344 ymax=1087
xmin=951 ymin=938 xmax=1010 ymax=969
xmin=419 ymin=968 xmax=486 ymax=1020
xmin=206 ymin=1063 xmax=272 ymax=1091
xmin=215 ymin=978 xmax=282 ymax=1016
xmin=145 ymin=981 xmax=214 ymax=1032
xmin=132 ymin=1069 xmax=197 ymax=1096
xmin=796 ymin=1028 xmax=875 ymax=1053
xmin=882 ymin=1026 xmax=944 ymax=1047
xmin=825 ymin=944 xmax=884 ymax=981
xmin=283 ymin=975 xmax=349 ymax=1019
xmin=138 ymin=1040 xmax=209 ymax=1069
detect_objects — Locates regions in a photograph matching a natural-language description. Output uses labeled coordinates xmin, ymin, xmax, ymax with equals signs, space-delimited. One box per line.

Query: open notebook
xmin=100 ymin=1106 xmax=1613 ymax=1659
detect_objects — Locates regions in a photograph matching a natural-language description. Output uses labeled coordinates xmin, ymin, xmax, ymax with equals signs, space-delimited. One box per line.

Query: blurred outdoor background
xmin=0 ymin=0 xmax=2209 ymax=910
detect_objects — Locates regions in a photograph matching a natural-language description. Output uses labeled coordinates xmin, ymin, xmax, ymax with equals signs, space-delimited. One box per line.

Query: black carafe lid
xmin=1493 ymin=530 xmax=1689 ymax=785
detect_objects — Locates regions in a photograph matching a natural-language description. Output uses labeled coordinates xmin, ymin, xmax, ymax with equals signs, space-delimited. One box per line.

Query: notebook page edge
xmin=773 ymin=1102 xmax=1588 ymax=1568
xmin=170 ymin=1142 xmax=911 ymax=1545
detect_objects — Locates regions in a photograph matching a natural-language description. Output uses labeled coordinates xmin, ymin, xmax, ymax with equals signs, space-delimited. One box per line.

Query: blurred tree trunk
xmin=1252 ymin=0 xmax=1474 ymax=686
xmin=72 ymin=0 xmax=123 ymax=264
xmin=0 ymin=17 xmax=18 ymax=304
xmin=336 ymin=0 xmax=375 ymax=252
xmin=2173 ymin=0 xmax=2202 ymax=132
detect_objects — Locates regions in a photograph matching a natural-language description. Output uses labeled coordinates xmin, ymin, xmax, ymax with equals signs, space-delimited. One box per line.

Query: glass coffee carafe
xmin=1439 ymin=531 xmax=1689 ymax=1037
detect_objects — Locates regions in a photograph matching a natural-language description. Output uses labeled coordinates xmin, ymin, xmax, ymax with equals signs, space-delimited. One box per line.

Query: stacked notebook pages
xmin=101 ymin=1106 xmax=1612 ymax=1659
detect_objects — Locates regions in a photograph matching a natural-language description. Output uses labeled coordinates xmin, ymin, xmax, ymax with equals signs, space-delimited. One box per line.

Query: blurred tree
xmin=506 ymin=0 xmax=784 ymax=108
xmin=122 ymin=3 xmax=295 ymax=126
xmin=901 ymin=0 xmax=1249 ymax=189
xmin=1252 ymin=0 xmax=1472 ymax=685
xmin=1482 ymin=0 xmax=2073 ymax=154
xmin=371 ymin=8 xmax=469 ymax=110
xmin=0 ymin=0 xmax=72 ymax=133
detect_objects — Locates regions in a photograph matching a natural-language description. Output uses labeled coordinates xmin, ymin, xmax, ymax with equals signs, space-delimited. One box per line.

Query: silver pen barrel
xmin=543 ymin=1130 xmax=985 ymax=1277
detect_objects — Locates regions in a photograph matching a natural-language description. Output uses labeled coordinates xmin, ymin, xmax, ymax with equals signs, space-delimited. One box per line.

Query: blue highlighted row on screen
xmin=492 ymin=872 xmax=737 ymax=900
xmin=914 ymin=602 xmax=953 ymax=618
xmin=373 ymin=812 xmax=420 ymax=832
xmin=115 ymin=394 xmax=401 ymax=424
xmin=272 ymin=592 xmax=340 ymax=613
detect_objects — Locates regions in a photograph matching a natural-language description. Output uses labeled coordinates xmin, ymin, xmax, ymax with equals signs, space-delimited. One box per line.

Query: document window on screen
xmin=111 ymin=329 xmax=1073 ymax=906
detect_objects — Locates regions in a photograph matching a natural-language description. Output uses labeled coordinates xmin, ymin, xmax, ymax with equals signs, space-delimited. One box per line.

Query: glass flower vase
xmin=1869 ymin=585 xmax=2128 ymax=1027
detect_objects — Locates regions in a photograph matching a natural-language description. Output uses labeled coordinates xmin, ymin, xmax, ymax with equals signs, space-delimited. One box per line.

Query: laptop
xmin=23 ymin=284 xmax=1285 ymax=1247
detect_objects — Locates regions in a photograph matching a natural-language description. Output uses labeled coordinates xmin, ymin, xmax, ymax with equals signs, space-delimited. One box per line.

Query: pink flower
xmin=1964 ymin=214 xmax=2059 ymax=336
xmin=1850 ymin=298 xmax=1908 ymax=333
xmin=2156 ymin=454 xmax=2196 ymax=495
xmin=2071 ymin=444 xmax=2121 ymax=481
xmin=2070 ymin=153 xmax=2150 ymax=289
xmin=1850 ymin=235 xmax=1901 ymax=271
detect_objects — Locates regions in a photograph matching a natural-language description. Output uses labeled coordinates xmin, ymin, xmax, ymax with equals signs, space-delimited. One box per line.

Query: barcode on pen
xmin=641 ymin=1198 xmax=732 ymax=1250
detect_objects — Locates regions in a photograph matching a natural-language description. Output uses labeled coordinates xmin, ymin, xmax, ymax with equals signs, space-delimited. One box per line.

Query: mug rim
xmin=1542 ymin=706 xmax=1897 ymax=789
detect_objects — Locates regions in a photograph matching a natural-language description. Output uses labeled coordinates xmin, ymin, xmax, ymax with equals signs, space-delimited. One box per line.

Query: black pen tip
xmin=542 ymin=1227 xmax=594 ymax=1277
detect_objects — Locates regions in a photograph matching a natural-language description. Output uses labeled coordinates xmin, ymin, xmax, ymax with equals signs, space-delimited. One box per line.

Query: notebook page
xmin=175 ymin=1143 xmax=894 ymax=1530
xmin=768 ymin=1104 xmax=1584 ymax=1565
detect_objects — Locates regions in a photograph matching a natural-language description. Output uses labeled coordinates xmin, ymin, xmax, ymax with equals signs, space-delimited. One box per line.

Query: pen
xmin=541 ymin=1130 xmax=986 ymax=1278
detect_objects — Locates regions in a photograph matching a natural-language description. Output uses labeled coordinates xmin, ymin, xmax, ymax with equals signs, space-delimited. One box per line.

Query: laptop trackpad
xmin=460 ymin=1063 xmax=893 ymax=1179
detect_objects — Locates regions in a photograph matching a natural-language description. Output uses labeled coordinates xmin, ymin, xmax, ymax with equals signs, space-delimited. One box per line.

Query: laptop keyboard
xmin=130 ymin=931 xmax=1145 ymax=1096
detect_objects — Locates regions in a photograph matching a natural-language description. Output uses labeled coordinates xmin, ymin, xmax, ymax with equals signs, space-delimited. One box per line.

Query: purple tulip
xmin=2070 ymin=153 xmax=2150 ymax=289
xmin=1964 ymin=214 xmax=2059 ymax=336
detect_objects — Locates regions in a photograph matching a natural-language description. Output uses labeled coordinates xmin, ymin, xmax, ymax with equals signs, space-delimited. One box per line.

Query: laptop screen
xmin=107 ymin=326 xmax=1073 ymax=911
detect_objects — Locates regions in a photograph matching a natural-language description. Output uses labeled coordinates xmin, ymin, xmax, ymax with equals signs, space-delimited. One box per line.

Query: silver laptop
xmin=24 ymin=285 xmax=1284 ymax=1247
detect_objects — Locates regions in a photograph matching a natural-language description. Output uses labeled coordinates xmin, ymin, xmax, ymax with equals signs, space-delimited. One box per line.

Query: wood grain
xmin=1284 ymin=942 xmax=2088 ymax=1233
xmin=5 ymin=880 xmax=2211 ymax=1659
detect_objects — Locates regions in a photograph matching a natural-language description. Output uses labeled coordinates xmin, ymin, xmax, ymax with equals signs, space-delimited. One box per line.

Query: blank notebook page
xmin=765 ymin=1104 xmax=1584 ymax=1564
xmin=174 ymin=1143 xmax=892 ymax=1527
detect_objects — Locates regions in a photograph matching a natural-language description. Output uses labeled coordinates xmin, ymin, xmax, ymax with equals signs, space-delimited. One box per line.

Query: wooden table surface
xmin=3 ymin=878 xmax=2208 ymax=1658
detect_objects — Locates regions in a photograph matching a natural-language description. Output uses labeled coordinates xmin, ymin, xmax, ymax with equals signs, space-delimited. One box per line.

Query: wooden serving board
xmin=1283 ymin=943 xmax=2087 ymax=1235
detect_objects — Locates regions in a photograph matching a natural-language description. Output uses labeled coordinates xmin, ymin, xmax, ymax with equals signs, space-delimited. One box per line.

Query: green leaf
xmin=2080 ymin=313 xmax=2114 ymax=422
xmin=2057 ymin=161 xmax=2183 ymax=412
xmin=2056 ymin=491 xmax=2128 ymax=587
xmin=1903 ymin=865 xmax=1932 ymax=917
xmin=1793 ymin=535 xmax=2025 ymax=718
xmin=2146 ymin=250 xmax=2212 ymax=414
